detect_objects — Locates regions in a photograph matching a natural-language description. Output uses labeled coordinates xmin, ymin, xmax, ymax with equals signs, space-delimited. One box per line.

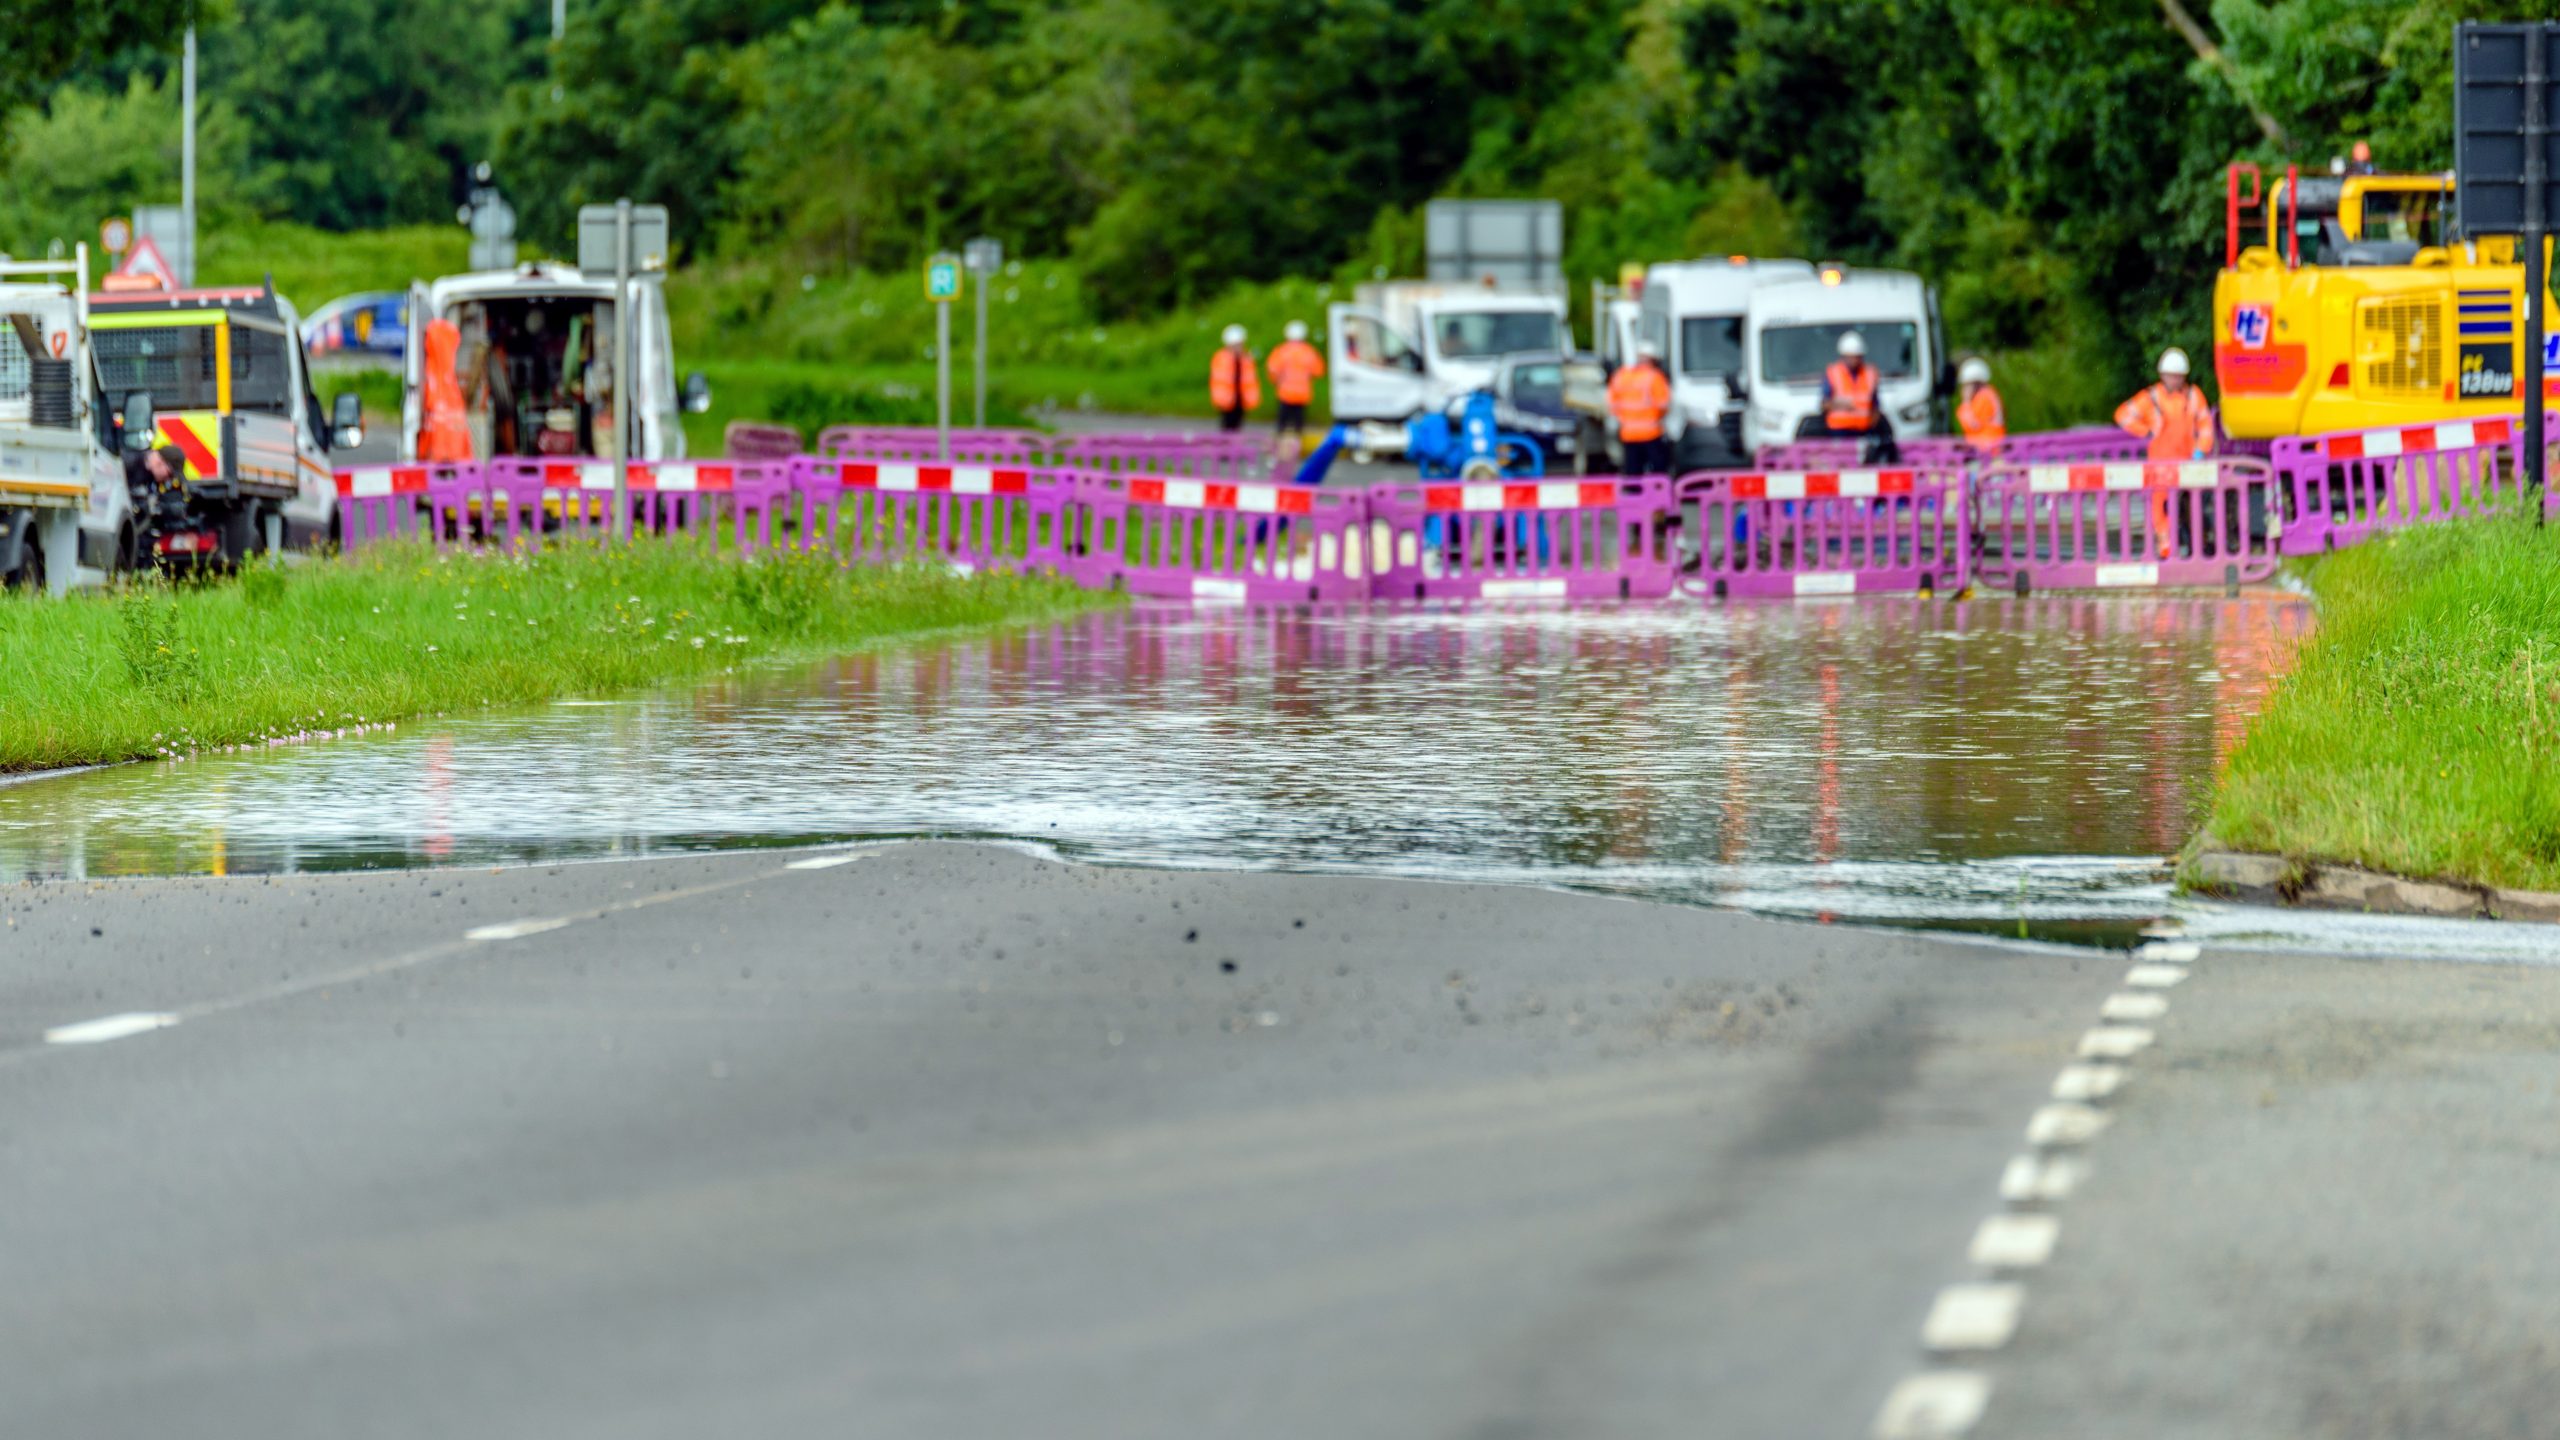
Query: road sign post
xmin=577 ymin=201 xmax=670 ymax=537
xmin=927 ymin=253 xmax=962 ymax=460
xmin=964 ymin=237 xmax=1002 ymax=429
xmin=2456 ymin=21 xmax=2560 ymax=511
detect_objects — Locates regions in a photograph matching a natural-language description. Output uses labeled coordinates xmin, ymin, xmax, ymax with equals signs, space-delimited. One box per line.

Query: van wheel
xmin=2 ymin=522 xmax=39 ymax=592
xmin=117 ymin=521 xmax=142 ymax=575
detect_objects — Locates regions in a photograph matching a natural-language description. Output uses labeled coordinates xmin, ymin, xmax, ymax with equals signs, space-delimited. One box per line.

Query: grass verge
xmin=0 ymin=541 xmax=1114 ymax=774
xmin=2205 ymin=516 xmax=2560 ymax=892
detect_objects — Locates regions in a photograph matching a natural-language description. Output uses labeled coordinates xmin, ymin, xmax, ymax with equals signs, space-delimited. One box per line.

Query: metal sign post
xmin=964 ymin=237 xmax=1002 ymax=428
xmin=926 ymin=253 xmax=962 ymax=459
xmin=2456 ymin=21 xmax=2560 ymax=508
xmin=578 ymin=202 xmax=670 ymax=538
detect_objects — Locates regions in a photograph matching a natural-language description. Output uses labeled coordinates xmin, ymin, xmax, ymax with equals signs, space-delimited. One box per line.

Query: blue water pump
xmin=1407 ymin=391 xmax=1545 ymax=480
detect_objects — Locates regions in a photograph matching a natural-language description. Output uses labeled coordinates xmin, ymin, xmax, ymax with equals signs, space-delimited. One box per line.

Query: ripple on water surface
xmin=9 ymin=592 xmax=2510 ymax=957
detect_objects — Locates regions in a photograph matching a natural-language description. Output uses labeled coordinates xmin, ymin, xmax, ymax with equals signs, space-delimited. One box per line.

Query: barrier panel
xmin=722 ymin=421 xmax=804 ymax=462
xmin=1069 ymin=473 xmax=1369 ymax=602
xmin=332 ymin=462 xmax=461 ymax=551
xmin=1363 ymin=477 xmax=1675 ymax=601
xmin=2268 ymin=415 xmax=2556 ymax=556
xmin=458 ymin=458 xmax=788 ymax=555
xmin=789 ymin=458 xmax=1074 ymax=574
xmin=814 ymin=426 xmax=1049 ymax=466
xmin=1676 ymin=467 xmax=1967 ymax=598
xmin=1060 ymin=432 xmax=1272 ymax=479
xmin=1974 ymin=459 xmax=2282 ymax=592
xmin=1998 ymin=426 xmax=2149 ymax=465
xmin=1755 ymin=436 xmax=1974 ymax=471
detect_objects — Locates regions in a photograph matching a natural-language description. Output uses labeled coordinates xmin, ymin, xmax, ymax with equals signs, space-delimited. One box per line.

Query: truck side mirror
xmin=330 ymin=392 xmax=366 ymax=451
xmin=683 ymin=371 xmax=713 ymax=414
xmin=121 ymin=392 xmax=155 ymax=452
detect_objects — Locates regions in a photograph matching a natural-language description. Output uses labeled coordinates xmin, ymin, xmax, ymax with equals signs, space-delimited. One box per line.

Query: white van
xmin=1637 ymin=258 xmax=1814 ymax=470
xmin=1326 ymin=282 xmax=1570 ymax=422
xmin=1738 ymin=267 xmax=1948 ymax=457
xmin=401 ymin=262 xmax=707 ymax=463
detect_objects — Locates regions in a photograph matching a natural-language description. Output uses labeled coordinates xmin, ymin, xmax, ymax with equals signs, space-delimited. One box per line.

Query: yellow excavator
xmin=2213 ymin=160 xmax=2553 ymax=441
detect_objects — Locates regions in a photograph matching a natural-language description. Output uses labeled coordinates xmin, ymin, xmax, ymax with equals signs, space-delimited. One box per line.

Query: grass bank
xmin=2205 ymin=517 xmax=2560 ymax=892
xmin=0 ymin=542 xmax=1112 ymax=774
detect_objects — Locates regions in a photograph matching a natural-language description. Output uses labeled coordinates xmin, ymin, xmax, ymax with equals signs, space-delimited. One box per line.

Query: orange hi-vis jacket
xmin=2114 ymin=382 xmax=2216 ymax=461
xmin=1607 ymin=361 xmax=1672 ymax=443
xmin=1956 ymin=384 xmax=2005 ymax=452
xmin=1265 ymin=339 xmax=1325 ymax=406
xmin=1210 ymin=346 xmax=1262 ymax=412
xmin=1823 ymin=360 xmax=1878 ymax=431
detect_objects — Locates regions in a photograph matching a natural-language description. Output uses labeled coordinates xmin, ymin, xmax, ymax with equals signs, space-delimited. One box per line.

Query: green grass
xmin=2205 ymin=516 xmax=2560 ymax=892
xmin=0 ymin=540 xmax=1113 ymax=774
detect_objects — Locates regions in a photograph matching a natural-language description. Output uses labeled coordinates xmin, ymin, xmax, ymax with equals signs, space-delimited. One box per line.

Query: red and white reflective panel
xmin=2318 ymin=417 xmax=2512 ymax=460
xmin=637 ymin=463 xmax=736 ymax=492
xmin=839 ymin=463 xmax=1029 ymax=495
xmin=1421 ymin=481 xmax=1623 ymax=512
xmin=540 ymin=462 xmax=617 ymax=491
xmin=334 ymin=466 xmax=431 ymax=498
xmin=1129 ymin=477 xmax=1314 ymax=515
xmin=2025 ymin=462 xmax=2220 ymax=492
xmin=1728 ymin=471 xmax=1916 ymax=501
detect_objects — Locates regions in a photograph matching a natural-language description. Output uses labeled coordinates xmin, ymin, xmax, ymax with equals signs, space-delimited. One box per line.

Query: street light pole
xmin=181 ymin=25 xmax=196 ymax=284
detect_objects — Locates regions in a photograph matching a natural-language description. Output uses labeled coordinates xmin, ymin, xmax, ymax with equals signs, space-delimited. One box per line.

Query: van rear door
xmin=1328 ymin=303 xmax=1434 ymax=422
xmin=399 ymin=281 xmax=428 ymax=461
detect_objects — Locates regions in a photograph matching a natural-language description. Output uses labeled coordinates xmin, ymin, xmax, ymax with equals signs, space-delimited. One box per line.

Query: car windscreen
xmin=1759 ymin=322 xmax=1919 ymax=385
xmin=1679 ymin=315 xmax=1743 ymax=376
xmin=1433 ymin=310 xmax=1561 ymax=359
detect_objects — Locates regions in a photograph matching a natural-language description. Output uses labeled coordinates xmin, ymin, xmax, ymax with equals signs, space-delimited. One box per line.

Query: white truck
xmin=397 ymin=262 xmax=708 ymax=463
xmin=1325 ymin=281 xmax=1571 ymax=423
xmin=1637 ymin=257 xmax=1816 ymax=470
xmin=1736 ymin=265 xmax=1950 ymax=458
xmin=0 ymin=249 xmax=135 ymax=593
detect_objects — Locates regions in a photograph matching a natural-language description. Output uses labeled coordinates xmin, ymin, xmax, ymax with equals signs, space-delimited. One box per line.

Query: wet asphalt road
xmin=4 ymin=843 xmax=2556 ymax=1438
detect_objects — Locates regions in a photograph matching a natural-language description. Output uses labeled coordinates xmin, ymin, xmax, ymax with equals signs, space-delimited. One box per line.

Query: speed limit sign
xmin=100 ymin=216 xmax=131 ymax=255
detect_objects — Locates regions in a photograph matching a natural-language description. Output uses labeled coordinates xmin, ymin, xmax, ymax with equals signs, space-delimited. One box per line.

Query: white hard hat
xmin=1222 ymin=324 xmax=1247 ymax=346
xmin=1636 ymin=341 xmax=1661 ymax=360
xmin=2158 ymin=346 xmax=2191 ymax=377
xmin=1958 ymin=357 xmax=1991 ymax=385
xmin=1837 ymin=332 xmax=1866 ymax=358
xmin=1284 ymin=320 xmax=1307 ymax=342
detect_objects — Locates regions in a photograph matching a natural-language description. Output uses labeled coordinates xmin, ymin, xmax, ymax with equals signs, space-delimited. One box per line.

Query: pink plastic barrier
xmin=450 ymin=458 xmax=788 ymax=555
xmin=1677 ymin=467 xmax=1968 ymax=598
xmin=1752 ymin=436 xmax=1975 ymax=470
xmin=1363 ymin=477 xmax=1676 ymax=601
xmin=332 ymin=462 xmax=459 ymax=551
xmin=1069 ymin=473 xmax=1369 ymax=602
xmin=1997 ymin=426 xmax=2149 ymax=464
xmin=788 ymin=457 xmax=1074 ymax=574
xmin=722 ymin=421 xmax=803 ymax=461
xmin=1061 ymin=432 xmax=1272 ymax=479
xmin=2268 ymin=415 xmax=2558 ymax=556
xmin=814 ymin=427 xmax=1048 ymax=465
xmin=1973 ymin=459 xmax=2282 ymax=593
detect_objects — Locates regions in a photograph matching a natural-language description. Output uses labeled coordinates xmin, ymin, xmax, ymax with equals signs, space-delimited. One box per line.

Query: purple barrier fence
xmin=787 ymin=457 xmax=1074 ymax=574
xmin=1068 ymin=472 xmax=1370 ymax=602
xmin=1675 ymin=466 xmax=1968 ymax=598
xmin=2268 ymin=415 xmax=2556 ymax=556
xmin=722 ymin=421 xmax=804 ymax=462
xmin=1362 ymin=477 xmax=1676 ymax=602
xmin=1996 ymin=426 xmax=2149 ymax=464
xmin=1060 ymin=432 xmax=1273 ymax=479
xmin=813 ymin=426 xmax=1048 ymax=465
xmin=1755 ymin=436 xmax=1975 ymax=470
xmin=332 ymin=462 xmax=461 ymax=552
xmin=1973 ymin=459 xmax=2282 ymax=593
xmin=443 ymin=458 xmax=788 ymax=556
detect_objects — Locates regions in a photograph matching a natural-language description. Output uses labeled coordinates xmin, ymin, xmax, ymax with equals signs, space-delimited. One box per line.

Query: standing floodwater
xmin=0 ymin=596 xmax=2315 ymax=942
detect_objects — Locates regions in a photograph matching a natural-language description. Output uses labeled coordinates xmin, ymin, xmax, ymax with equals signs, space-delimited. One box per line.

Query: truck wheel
xmin=117 ymin=521 xmax=142 ymax=575
xmin=220 ymin=506 xmax=261 ymax=567
xmin=2 ymin=519 xmax=38 ymax=592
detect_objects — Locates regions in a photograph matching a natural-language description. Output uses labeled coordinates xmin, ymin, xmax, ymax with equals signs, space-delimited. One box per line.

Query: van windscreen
xmin=1760 ymin=323 xmax=1918 ymax=384
xmin=1433 ymin=311 xmax=1560 ymax=359
xmin=1680 ymin=315 xmax=1743 ymax=376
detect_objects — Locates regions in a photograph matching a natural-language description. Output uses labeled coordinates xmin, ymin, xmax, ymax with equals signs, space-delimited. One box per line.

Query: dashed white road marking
xmin=2099 ymin=991 xmax=2170 ymax=1022
xmin=1872 ymin=1370 xmax=1991 ymax=1439
xmin=785 ymin=852 xmax=867 ymax=870
xmin=1921 ymin=1283 xmax=2026 ymax=1352
xmin=2077 ymin=1024 xmax=2154 ymax=1059
xmin=2050 ymin=1063 xmax=2126 ymax=1102
xmin=465 ymin=917 xmax=574 ymax=942
xmin=2134 ymin=940 xmax=2200 ymax=964
xmin=1968 ymin=1213 xmax=2060 ymax=1269
xmin=1998 ymin=1151 xmax=2088 ymax=1204
xmin=2026 ymin=1102 xmax=2111 ymax=1146
xmin=2124 ymin=963 xmax=2188 ymax=988
xmin=45 ymin=1012 xmax=180 ymax=1046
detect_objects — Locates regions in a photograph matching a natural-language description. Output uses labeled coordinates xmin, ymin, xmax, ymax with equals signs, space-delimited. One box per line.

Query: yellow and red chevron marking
xmin=155 ymin=413 xmax=222 ymax=481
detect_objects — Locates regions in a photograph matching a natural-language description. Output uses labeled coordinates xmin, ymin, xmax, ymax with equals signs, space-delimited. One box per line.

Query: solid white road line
xmin=2077 ymin=1025 xmax=2155 ymax=1059
xmin=784 ymin=852 xmax=867 ymax=870
xmin=465 ymin=917 xmax=574 ymax=942
xmin=2025 ymin=1102 xmax=2111 ymax=1146
xmin=1872 ymin=1370 xmax=1992 ymax=1439
xmin=2050 ymin=1063 xmax=2126 ymax=1102
xmin=2099 ymin=992 xmax=2170 ymax=1022
xmin=1921 ymin=1283 xmax=2026 ymax=1352
xmin=1998 ymin=1152 xmax=2088 ymax=1204
xmin=2124 ymin=963 xmax=2188 ymax=988
xmin=1968 ymin=1213 xmax=2060 ymax=1269
xmin=44 ymin=1012 xmax=180 ymax=1046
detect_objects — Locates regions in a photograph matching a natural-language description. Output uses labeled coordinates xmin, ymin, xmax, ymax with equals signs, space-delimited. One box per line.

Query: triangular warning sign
xmin=113 ymin=235 xmax=174 ymax=284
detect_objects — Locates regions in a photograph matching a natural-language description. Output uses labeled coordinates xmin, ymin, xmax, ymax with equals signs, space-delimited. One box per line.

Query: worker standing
xmin=2114 ymin=347 xmax=2217 ymax=558
xmin=1607 ymin=341 xmax=1674 ymax=476
xmin=1821 ymin=332 xmax=1898 ymax=464
xmin=1265 ymin=321 xmax=1325 ymax=453
xmin=1954 ymin=357 xmax=2004 ymax=455
xmin=1209 ymin=324 xmax=1261 ymax=433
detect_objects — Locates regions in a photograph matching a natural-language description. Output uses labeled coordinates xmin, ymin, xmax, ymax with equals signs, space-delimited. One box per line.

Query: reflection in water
xmin=5 ymin=596 xmax=2319 ymax=934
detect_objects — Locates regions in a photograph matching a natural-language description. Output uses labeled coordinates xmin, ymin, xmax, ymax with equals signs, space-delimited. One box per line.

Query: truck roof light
xmin=1728 ymin=255 xmax=1748 ymax=266
xmin=1819 ymin=267 xmax=1844 ymax=286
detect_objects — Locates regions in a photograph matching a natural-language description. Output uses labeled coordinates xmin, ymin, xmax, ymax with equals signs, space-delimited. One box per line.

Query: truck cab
xmin=1639 ymin=257 xmax=1815 ymax=469
xmin=0 ymin=249 xmax=135 ymax=593
xmin=400 ymin=263 xmax=707 ymax=463
xmin=1738 ymin=267 xmax=1947 ymax=458
xmin=1326 ymin=283 xmax=1570 ymax=423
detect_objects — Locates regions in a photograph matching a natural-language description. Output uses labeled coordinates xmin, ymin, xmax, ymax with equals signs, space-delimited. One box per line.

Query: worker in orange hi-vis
xmin=1209 ymin=324 xmax=1262 ymax=432
xmin=1954 ymin=357 xmax=2005 ymax=454
xmin=2114 ymin=347 xmax=2216 ymax=558
xmin=1265 ymin=320 xmax=1325 ymax=454
xmin=1607 ymin=341 xmax=1674 ymax=475
xmin=418 ymin=316 xmax=472 ymax=462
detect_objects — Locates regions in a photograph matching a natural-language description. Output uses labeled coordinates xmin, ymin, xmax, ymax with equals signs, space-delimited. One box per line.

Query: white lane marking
xmin=1998 ymin=1152 xmax=2088 ymax=1204
xmin=2140 ymin=921 xmax=2186 ymax=938
xmin=2100 ymin=992 xmax=2169 ymax=1022
xmin=1872 ymin=1370 xmax=1992 ymax=1439
xmin=2026 ymin=1102 xmax=2111 ymax=1146
xmin=2051 ymin=1063 xmax=2126 ymax=1102
xmin=45 ymin=1012 xmax=180 ymax=1045
xmin=465 ymin=917 xmax=574 ymax=942
xmin=1968 ymin=1213 xmax=2060 ymax=1269
xmin=785 ymin=852 xmax=866 ymax=870
xmin=2124 ymin=963 xmax=2188 ymax=988
xmin=2135 ymin=940 xmax=2200 ymax=964
xmin=2077 ymin=1025 xmax=2155 ymax=1059
xmin=1921 ymin=1283 xmax=2026 ymax=1352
